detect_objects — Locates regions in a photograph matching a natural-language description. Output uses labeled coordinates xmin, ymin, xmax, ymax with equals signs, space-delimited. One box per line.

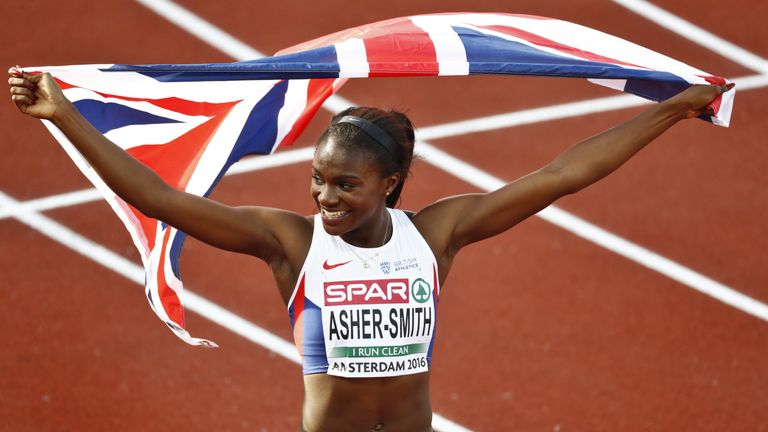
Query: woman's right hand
xmin=8 ymin=67 xmax=67 ymax=120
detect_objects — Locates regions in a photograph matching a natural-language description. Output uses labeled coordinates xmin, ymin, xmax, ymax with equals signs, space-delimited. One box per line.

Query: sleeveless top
xmin=287 ymin=208 xmax=440 ymax=378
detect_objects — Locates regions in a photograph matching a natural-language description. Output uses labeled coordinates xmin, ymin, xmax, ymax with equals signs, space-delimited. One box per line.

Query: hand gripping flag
xmin=27 ymin=13 xmax=735 ymax=346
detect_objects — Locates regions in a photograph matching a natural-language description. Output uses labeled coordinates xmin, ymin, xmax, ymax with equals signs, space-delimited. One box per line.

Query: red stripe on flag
xmin=54 ymin=77 xmax=241 ymax=116
xmin=53 ymin=77 xmax=77 ymax=90
xmin=292 ymin=275 xmax=306 ymax=357
xmin=700 ymin=75 xmax=726 ymax=86
xmin=125 ymin=101 xmax=237 ymax=190
xmin=477 ymin=24 xmax=648 ymax=70
xmin=91 ymin=92 xmax=240 ymax=117
xmin=432 ymin=264 xmax=439 ymax=303
xmin=364 ymin=19 xmax=438 ymax=77
xmin=697 ymin=76 xmax=727 ymax=117
xmin=113 ymin=196 xmax=152 ymax=258
xmin=278 ymin=79 xmax=337 ymax=149
xmin=126 ymin=203 xmax=159 ymax=252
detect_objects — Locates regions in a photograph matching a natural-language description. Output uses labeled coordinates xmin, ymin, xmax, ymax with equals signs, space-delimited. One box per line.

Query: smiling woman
xmin=7 ymin=66 xmax=730 ymax=431
xmin=311 ymin=108 xmax=414 ymax=244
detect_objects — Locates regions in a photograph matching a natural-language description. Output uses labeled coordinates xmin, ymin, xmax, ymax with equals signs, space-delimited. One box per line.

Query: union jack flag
xmin=29 ymin=13 xmax=734 ymax=346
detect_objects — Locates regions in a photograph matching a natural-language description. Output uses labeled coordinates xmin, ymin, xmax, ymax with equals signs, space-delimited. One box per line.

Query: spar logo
xmin=324 ymin=279 xmax=410 ymax=306
xmin=411 ymin=278 xmax=431 ymax=303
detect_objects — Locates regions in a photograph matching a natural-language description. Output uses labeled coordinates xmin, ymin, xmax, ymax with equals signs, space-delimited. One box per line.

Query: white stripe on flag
xmin=275 ymin=79 xmax=311 ymax=149
xmin=184 ymin=96 xmax=259 ymax=195
xmin=335 ymin=38 xmax=370 ymax=77
xmin=410 ymin=16 xmax=469 ymax=76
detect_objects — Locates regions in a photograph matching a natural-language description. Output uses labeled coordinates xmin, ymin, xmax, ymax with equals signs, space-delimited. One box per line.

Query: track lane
xmin=2 ymin=0 xmax=767 ymax=430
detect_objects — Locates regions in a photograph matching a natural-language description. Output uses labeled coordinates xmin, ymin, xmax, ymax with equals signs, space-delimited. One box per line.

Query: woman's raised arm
xmin=8 ymin=68 xmax=311 ymax=263
xmin=416 ymin=84 xmax=733 ymax=260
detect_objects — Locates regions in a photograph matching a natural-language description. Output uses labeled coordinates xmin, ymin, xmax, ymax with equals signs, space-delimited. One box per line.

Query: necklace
xmin=348 ymin=211 xmax=391 ymax=268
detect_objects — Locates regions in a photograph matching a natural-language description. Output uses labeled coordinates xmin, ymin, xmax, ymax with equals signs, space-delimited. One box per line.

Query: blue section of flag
xmin=230 ymin=80 xmax=287 ymax=159
xmin=106 ymin=47 xmax=342 ymax=82
xmin=624 ymin=77 xmax=691 ymax=102
xmin=455 ymin=26 xmax=693 ymax=85
xmin=199 ymin=80 xmax=290 ymax=201
xmin=169 ymin=231 xmax=187 ymax=279
xmin=457 ymin=26 xmax=623 ymax=72
xmin=73 ymin=99 xmax=181 ymax=134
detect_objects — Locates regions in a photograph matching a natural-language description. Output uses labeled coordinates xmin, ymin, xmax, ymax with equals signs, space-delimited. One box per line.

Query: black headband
xmin=336 ymin=115 xmax=398 ymax=158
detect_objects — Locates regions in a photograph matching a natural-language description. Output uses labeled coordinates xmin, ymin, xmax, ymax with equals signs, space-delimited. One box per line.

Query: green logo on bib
xmin=411 ymin=278 xmax=431 ymax=303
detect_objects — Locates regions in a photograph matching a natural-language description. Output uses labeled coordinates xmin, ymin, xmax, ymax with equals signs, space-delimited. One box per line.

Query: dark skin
xmin=9 ymin=68 xmax=732 ymax=431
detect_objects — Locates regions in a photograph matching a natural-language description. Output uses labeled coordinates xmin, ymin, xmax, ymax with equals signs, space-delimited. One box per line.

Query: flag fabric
xmin=28 ymin=13 xmax=734 ymax=346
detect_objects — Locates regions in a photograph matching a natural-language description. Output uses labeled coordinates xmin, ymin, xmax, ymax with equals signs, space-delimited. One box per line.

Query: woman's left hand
xmin=665 ymin=82 xmax=735 ymax=119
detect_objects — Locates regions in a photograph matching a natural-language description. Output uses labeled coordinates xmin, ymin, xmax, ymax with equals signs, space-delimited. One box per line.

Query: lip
xmin=319 ymin=208 xmax=351 ymax=225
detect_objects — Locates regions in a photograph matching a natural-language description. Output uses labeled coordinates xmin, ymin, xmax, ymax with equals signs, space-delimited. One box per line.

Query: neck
xmin=342 ymin=208 xmax=391 ymax=248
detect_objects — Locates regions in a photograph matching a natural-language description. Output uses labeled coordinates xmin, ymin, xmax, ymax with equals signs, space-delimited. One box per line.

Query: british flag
xmin=29 ymin=13 xmax=734 ymax=346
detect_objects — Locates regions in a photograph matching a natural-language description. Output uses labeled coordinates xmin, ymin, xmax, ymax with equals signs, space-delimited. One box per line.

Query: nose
xmin=317 ymin=184 xmax=339 ymax=207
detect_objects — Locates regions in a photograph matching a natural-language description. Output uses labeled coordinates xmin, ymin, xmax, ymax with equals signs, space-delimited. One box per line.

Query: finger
xmin=7 ymin=78 xmax=37 ymax=94
xmin=22 ymin=71 xmax=43 ymax=83
xmin=8 ymin=76 xmax=26 ymax=86
xmin=10 ymin=85 xmax=37 ymax=100
xmin=11 ymin=93 xmax=34 ymax=107
xmin=9 ymin=70 xmax=44 ymax=86
xmin=8 ymin=66 xmax=22 ymax=77
xmin=8 ymin=76 xmax=33 ymax=88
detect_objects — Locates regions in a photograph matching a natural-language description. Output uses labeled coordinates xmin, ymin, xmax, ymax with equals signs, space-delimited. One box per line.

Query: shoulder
xmin=240 ymin=206 xmax=314 ymax=260
xmin=408 ymin=194 xmax=484 ymax=254
xmin=410 ymin=194 xmax=481 ymax=230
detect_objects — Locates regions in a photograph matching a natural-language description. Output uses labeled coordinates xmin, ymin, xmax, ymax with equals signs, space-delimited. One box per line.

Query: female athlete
xmin=8 ymin=67 xmax=731 ymax=431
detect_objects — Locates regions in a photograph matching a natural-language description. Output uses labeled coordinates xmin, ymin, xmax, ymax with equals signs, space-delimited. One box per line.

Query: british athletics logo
xmin=324 ymin=279 xmax=410 ymax=306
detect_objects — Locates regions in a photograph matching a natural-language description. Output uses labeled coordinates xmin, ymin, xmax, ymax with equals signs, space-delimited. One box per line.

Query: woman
xmin=8 ymin=68 xmax=731 ymax=431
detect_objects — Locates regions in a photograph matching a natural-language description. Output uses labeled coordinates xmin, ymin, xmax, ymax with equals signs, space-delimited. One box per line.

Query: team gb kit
xmin=288 ymin=208 xmax=439 ymax=378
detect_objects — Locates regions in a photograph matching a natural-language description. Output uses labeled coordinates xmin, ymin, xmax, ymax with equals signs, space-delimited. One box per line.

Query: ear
xmin=384 ymin=172 xmax=401 ymax=196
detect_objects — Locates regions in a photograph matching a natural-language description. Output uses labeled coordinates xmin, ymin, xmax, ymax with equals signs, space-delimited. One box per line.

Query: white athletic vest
xmin=288 ymin=208 xmax=440 ymax=378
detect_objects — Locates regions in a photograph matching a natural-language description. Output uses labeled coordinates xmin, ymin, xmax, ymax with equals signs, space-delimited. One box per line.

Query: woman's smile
xmin=320 ymin=208 xmax=350 ymax=220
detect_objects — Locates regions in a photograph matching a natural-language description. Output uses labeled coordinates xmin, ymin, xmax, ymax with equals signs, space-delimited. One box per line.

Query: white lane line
xmin=0 ymin=190 xmax=301 ymax=361
xmin=0 ymin=188 xmax=102 ymax=219
xmin=134 ymin=0 xmax=261 ymax=60
xmin=4 ymin=72 xmax=768 ymax=220
xmin=612 ymin=0 xmax=768 ymax=74
xmin=3 ymin=1 xmax=760 ymax=429
xmin=0 ymin=147 xmax=316 ymax=220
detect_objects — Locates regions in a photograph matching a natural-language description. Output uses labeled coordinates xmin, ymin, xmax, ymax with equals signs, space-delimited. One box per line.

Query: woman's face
xmin=311 ymin=137 xmax=399 ymax=246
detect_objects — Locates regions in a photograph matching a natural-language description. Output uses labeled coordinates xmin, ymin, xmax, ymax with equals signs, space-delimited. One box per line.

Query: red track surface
xmin=1 ymin=1 xmax=766 ymax=431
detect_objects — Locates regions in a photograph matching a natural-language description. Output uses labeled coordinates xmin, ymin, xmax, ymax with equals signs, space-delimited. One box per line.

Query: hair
xmin=318 ymin=107 xmax=415 ymax=208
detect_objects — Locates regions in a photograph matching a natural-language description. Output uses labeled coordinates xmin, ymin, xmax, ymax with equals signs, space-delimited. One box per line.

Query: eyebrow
xmin=311 ymin=167 xmax=363 ymax=181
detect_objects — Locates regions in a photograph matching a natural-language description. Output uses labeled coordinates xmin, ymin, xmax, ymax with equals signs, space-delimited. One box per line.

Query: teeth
xmin=322 ymin=209 xmax=348 ymax=219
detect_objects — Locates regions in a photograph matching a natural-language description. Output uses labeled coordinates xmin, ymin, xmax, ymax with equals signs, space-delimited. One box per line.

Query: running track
xmin=1 ymin=1 xmax=766 ymax=431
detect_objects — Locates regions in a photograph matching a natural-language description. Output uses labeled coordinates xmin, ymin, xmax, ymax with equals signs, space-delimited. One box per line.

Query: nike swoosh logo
xmin=323 ymin=259 xmax=352 ymax=270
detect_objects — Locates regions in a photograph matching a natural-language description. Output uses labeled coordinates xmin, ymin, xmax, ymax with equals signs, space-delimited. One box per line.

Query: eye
xmin=311 ymin=175 xmax=324 ymax=185
xmin=339 ymin=182 xmax=355 ymax=191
